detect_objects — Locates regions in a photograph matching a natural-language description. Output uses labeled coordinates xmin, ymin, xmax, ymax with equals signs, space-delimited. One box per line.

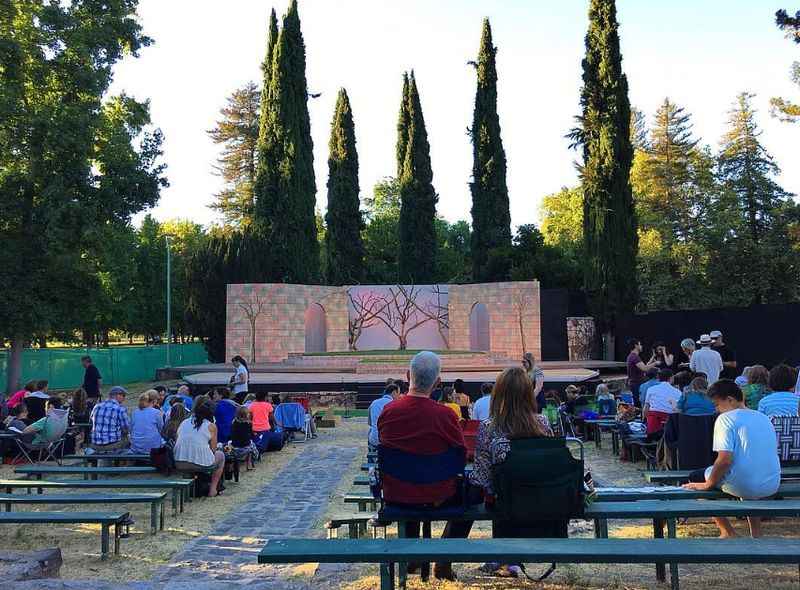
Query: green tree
xmin=510 ymin=225 xmax=582 ymax=289
xmin=0 ymin=1 xmax=165 ymax=392
xmin=253 ymin=0 xmax=319 ymax=283
xmin=569 ymin=0 xmax=638 ymax=337
xmin=772 ymin=9 xmax=800 ymax=124
xmin=436 ymin=219 xmax=472 ymax=283
xmin=469 ymin=18 xmax=511 ymax=282
xmin=712 ymin=92 xmax=797 ymax=304
xmin=540 ymin=186 xmax=584 ymax=249
xmin=397 ymin=72 xmax=438 ymax=282
xmin=777 ymin=9 xmax=800 ymax=43
xmin=363 ymin=177 xmax=401 ymax=283
xmin=208 ymin=82 xmax=261 ymax=227
xmin=325 ymin=88 xmax=364 ymax=285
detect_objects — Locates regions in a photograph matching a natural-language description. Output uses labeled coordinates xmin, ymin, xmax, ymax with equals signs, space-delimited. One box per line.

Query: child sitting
xmin=230 ymin=406 xmax=258 ymax=470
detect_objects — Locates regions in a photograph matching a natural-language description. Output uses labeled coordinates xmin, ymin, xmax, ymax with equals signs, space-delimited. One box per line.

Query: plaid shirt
xmin=90 ymin=399 xmax=130 ymax=445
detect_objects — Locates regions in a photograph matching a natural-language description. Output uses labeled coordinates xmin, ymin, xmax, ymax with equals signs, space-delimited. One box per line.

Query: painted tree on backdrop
xmin=709 ymin=93 xmax=799 ymax=305
xmin=0 ymin=1 xmax=167 ymax=393
xmin=469 ymin=18 xmax=512 ymax=282
xmin=208 ymin=82 xmax=261 ymax=227
xmin=397 ymin=73 xmax=439 ymax=283
xmin=569 ymin=0 xmax=638 ymax=347
xmin=254 ymin=0 xmax=320 ymax=283
xmin=325 ymin=89 xmax=365 ymax=285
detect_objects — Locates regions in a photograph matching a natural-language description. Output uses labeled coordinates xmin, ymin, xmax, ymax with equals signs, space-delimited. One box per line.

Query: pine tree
xmin=208 ymin=82 xmax=260 ymax=227
xmin=325 ymin=88 xmax=364 ymax=285
xmin=571 ymin=0 xmax=638 ymax=335
xmin=396 ymin=73 xmax=411 ymax=178
xmin=253 ymin=0 xmax=319 ymax=283
xmin=397 ymin=72 xmax=438 ymax=283
xmin=469 ymin=18 xmax=512 ymax=282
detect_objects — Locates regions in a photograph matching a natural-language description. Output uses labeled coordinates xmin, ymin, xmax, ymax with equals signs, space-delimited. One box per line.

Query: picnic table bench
xmin=645 ymin=466 xmax=800 ymax=485
xmin=0 ymin=492 xmax=166 ymax=533
xmin=594 ymin=482 xmax=800 ymax=501
xmin=0 ymin=511 xmax=129 ymax=560
xmin=62 ymin=453 xmax=151 ymax=465
xmin=0 ymin=478 xmax=192 ymax=516
xmin=259 ymin=537 xmax=800 ymax=590
xmin=15 ymin=465 xmax=158 ymax=481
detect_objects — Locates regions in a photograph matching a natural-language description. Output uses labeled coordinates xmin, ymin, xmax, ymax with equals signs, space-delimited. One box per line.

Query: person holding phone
xmin=652 ymin=341 xmax=674 ymax=368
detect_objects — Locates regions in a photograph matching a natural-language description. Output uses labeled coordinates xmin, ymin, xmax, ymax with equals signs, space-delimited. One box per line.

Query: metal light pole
xmin=165 ymin=235 xmax=172 ymax=367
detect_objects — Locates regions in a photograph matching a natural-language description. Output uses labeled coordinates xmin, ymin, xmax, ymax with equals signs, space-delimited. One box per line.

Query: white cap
xmin=698 ymin=334 xmax=712 ymax=345
xmin=710 ymin=330 xmax=722 ymax=338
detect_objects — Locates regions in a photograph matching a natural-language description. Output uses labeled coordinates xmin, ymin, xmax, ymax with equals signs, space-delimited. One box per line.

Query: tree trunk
xmin=518 ymin=313 xmax=527 ymax=354
xmin=5 ymin=339 xmax=24 ymax=394
xmin=37 ymin=337 xmax=47 ymax=349
xmin=399 ymin=335 xmax=407 ymax=350
xmin=250 ymin=320 xmax=257 ymax=364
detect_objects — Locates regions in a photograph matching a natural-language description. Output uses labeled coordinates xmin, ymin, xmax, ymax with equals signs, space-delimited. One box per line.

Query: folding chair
xmin=15 ymin=408 xmax=70 ymax=464
xmin=275 ymin=403 xmax=310 ymax=442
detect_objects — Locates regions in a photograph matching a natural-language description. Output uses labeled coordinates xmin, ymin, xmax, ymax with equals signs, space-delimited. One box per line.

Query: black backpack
xmin=491 ymin=436 xmax=585 ymax=522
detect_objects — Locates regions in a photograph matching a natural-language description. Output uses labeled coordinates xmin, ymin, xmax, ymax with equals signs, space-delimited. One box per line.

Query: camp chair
xmin=557 ymin=405 xmax=581 ymax=440
xmin=274 ymin=403 xmax=310 ymax=442
xmin=15 ymin=408 xmax=70 ymax=464
xmin=461 ymin=420 xmax=480 ymax=462
xmin=771 ymin=415 xmax=800 ymax=465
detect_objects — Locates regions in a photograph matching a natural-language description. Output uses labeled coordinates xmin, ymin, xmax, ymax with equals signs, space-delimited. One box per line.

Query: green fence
xmin=0 ymin=343 xmax=208 ymax=391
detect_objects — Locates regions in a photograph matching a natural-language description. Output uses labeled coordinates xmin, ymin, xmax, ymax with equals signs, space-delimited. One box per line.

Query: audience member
xmin=671 ymin=370 xmax=695 ymax=394
xmin=213 ymin=388 xmax=238 ymax=443
xmin=677 ymin=376 xmax=716 ymax=415
xmin=25 ymin=380 xmax=51 ymax=422
xmin=757 ymin=364 xmax=800 ymax=417
xmin=469 ymin=367 xmax=555 ymax=578
xmin=626 ymin=339 xmax=659 ymax=407
xmin=21 ymin=402 xmax=61 ymax=445
xmin=562 ymin=384 xmax=590 ymax=414
xmin=130 ymin=390 xmax=166 ymax=454
xmin=230 ymin=406 xmax=258 ymax=470
xmin=5 ymin=381 xmax=35 ymax=411
xmin=679 ymin=338 xmax=695 ymax=368
xmin=88 ymin=386 xmax=130 ymax=452
xmin=250 ymin=391 xmax=274 ymax=435
xmin=638 ymin=368 xmax=659 ymax=406
xmin=742 ymin=365 xmax=770 ymax=410
xmin=69 ymin=387 xmax=90 ymax=424
xmin=596 ymin=384 xmax=617 ymax=416
xmin=367 ymin=383 xmax=401 ymax=452
xmin=710 ymin=330 xmax=737 ymax=380
xmin=683 ymin=380 xmax=780 ymax=537
xmin=452 ymin=379 xmax=471 ymax=420
xmin=643 ymin=369 xmax=681 ymax=434
xmin=4 ymin=404 xmax=28 ymax=432
xmin=153 ymin=385 xmax=168 ymax=409
xmin=522 ymin=352 xmax=545 ymax=411
xmin=162 ymin=401 xmax=188 ymax=444
xmin=81 ymin=355 xmax=102 ymax=401
xmin=440 ymin=387 xmax=463 ymax=420
xmin=377 ymin=351 xmax=471 ymax=581
xmin=230 ymin=355 xmax=250 ymax=403
xmin=173 ymin=402 xmax=225 ymax=497
xmin=690 ymin=335 xmax=723 ymax=385
xmin=652 ymin=341 xmax=674 ymax=368
xmin=472 ymin=383 xmax=493 ymax=422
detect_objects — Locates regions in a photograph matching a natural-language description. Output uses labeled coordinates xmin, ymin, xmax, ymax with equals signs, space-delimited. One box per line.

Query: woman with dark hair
xmin=652 ymin=341 xmax=674 ymax=368
xmin=230 ymin=356 xmax=250 ymax=404
xmin=452 ymin=379 xmax=471 ymax=420
xmin=162 ymin=402 xmax=188 ymax=444
xmin=469 ymin=367 xmax=555 ymax=578
xmin=173 ymin=402 xmax=226 ymax=496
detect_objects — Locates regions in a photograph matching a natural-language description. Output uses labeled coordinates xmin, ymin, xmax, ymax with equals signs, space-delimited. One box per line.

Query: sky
xmin=110 ymin=0 xmax=800 ymax=230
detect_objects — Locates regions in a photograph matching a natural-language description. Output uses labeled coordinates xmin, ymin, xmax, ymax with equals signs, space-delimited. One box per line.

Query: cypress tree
xmin=469 ymin=18 xmax=512 ymax=282
xmin=397 ymin=72 xmax=438 ymax=283
xmin=325 ymin=88 xmax=364 ymax=285
xmin=253 ymin=0 xmax=320 ymax=283
xmin=396 ymin=73 xmax=411 ymax=178
xmin=574 ymin=0 xmax=638 ymax=335
xmin=263 ymin=8 xmax=278 ymax=91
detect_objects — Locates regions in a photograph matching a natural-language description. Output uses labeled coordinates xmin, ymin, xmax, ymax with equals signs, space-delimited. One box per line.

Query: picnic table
xmin=15 ymin=465 xmax=158 ymax=481
xmin=594 ymin=482 xmax=800 ymax=501
xmin=645 ymin=466 xmax=800 ymax=485
xmin=63 ymin=453 xmax=151 ymax=465
xmin=0 ymin=511 xmax=129 ymax=560
xmin=581 ymin=418 xmax=618 ymax=451
xmin=0 ymin=492 xmax=166 ymax=533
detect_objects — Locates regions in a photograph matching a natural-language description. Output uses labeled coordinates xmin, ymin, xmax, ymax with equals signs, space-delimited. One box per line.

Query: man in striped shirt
xmin=757 ymin=365 xmax=800 ymax=417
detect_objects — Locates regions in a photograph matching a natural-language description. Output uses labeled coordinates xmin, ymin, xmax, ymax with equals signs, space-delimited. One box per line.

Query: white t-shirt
xmin=232 ymin=365 xmax=249 ymax=395
xmin=690 ymin=347 xmax=723 ymax=385
xmin=704 ymin=408 xmax=780 ymax=499
xmin=472 ymin=395 xmax=491 ymax=422
xmin=645 ymin=382 xmax=681 ymax=413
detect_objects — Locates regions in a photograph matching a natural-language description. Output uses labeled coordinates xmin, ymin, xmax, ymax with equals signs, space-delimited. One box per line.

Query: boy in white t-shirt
xmin=683 ymin=379 xmax=780 ymax=538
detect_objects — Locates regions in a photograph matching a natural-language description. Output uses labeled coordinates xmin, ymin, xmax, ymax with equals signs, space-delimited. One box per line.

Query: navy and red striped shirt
xmin=377 ymin=395 xmax=466 ymax=505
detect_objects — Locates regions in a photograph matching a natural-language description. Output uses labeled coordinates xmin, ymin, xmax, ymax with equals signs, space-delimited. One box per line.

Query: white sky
xmin=110 ymin=0 xmax=800 ymax=229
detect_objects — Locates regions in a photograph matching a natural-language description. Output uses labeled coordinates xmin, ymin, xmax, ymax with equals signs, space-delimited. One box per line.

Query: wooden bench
xmin=15 ymin=465 xmax=158 ymax=481
xmin=343 ymin=491 xmax=378 ymax=512
xmin=0 ymin=479 xmax=192 ymax=516
xmin=0 ymin=492 xmax=166 ymax=534
xmin=645 ymin=466 xmax=800 ymax=485
xmin=353 ymin=475 xmax=369 ymax=486
xmin=259 ymin=537 xmax=800 ymax=590
xmin=595 ymin=482 xmax=800 ymax=501
xmin=0 ymin=511 xmax=129 ymax=560
xmin=62 ymin=453 xmax=151 ymax=465
xmin=325 ymin=513 xmax=381 ymax=539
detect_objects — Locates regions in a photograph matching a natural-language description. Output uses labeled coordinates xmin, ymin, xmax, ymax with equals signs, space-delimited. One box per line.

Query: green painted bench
xmin=595 ymin=482 xmax=800 ymax=501
xmin=259 ymin=537 xmax=800 ymax=590
xmin=645 ymin=466 xmax=800 ymax=484
xmin=0 ymin=511 xmax=129 ymax=560
xmin=0 ymin=492 xmax=166 ymax=533
xmin=0 ymin=479 xmax=192 ymax=516
xmin=62 ymin=453 xmax=151 ymax=465
xmin=15 ymin=465 xmax=158 ymax=481
xmin=343 ymin=491 xmax=378 ymax=512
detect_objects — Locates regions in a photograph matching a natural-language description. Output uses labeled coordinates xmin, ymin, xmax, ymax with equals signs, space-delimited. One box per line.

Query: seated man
xmin=88 ymin=386 xmax=131 ymax=453
xmin=642 ymin=369 xmax=681 ymax=434
xmin=757 ymin=364 xmax=800 ymax=417
xmin=683 ymin=379 xmax=780 ymax=537
xmin=378 ymin=351 xmax=472 ymax=581
xmin=471 ymin=382 xmax=493 ymax=422
xmin=367 ymin=383 xmax=400 ymax=452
